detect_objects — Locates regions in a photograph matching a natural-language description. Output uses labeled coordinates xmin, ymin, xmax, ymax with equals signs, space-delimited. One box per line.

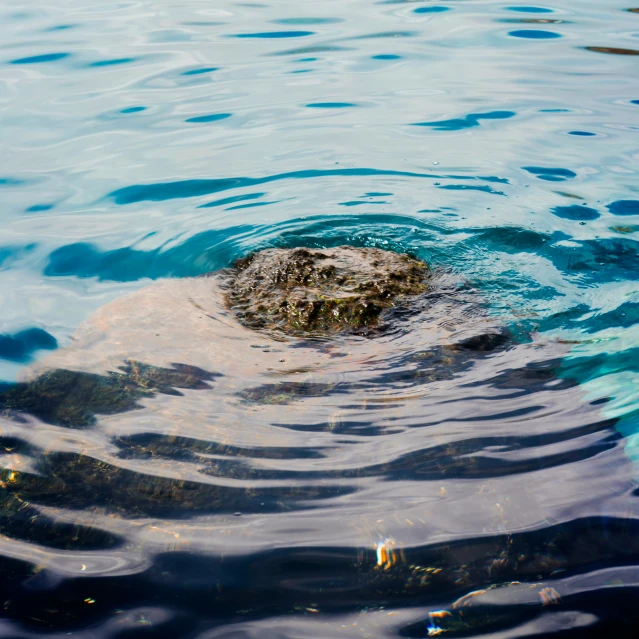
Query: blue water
xmin=1 ymin=1 xmax=639 ymax=637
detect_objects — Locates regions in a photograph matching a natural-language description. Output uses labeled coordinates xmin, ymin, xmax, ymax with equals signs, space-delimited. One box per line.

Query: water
xmin=1 ymin=0 xmax=639 ymax=636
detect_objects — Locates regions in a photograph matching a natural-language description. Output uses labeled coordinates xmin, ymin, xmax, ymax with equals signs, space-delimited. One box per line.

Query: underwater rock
xmin=224 ymin=246 xmax=430 ymax=335
xmin=0 ymin=361 xmax=218 ymax=428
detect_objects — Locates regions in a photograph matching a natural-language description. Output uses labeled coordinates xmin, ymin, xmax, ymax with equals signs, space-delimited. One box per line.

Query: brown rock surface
xmin=224 ymin=246 xmax=430 ymax=336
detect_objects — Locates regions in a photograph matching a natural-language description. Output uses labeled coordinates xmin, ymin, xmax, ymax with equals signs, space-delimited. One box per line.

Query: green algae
xmin=225 ymin=246 xmax=430 ymax=336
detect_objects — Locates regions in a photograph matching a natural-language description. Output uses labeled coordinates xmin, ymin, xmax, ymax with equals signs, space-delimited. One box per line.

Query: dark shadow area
xmin=238 ymin=381 xmax=344 ymax=405
xmin=551 ymin=205 xmax=600 ymax=221
xmin=105 ymin=168 xmax=508 ymax=205
xmin=0 ymin=451 xmax=356 ymax=519
xmin=0 ymin=361 xmax=220 ymax=427
xmin=0 ymin=493 xmax=123 ymax=551
xmin=413 ymin=111 xmax=515 ymax=131
xmin=607 ymin=199 xmax=639 ymax=216
xmin=44 ymin=225 xmax=257 ymax=281
xmin=0 ymin=516 xmax=638 ymax=634
xmin=114 ymin=432 xmax=327 ymax=462
xmin=522 ymin=167 xmax=576 ymax=181
xmin=207 ymin=415 xmax=619 ymax=482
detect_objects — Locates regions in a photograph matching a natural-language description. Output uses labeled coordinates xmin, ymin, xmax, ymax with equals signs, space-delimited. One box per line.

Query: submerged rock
xmin=224 ymin=246 xmax=430 ymax=336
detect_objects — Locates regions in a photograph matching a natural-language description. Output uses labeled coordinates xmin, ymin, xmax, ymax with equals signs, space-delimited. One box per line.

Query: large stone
xmin=224 ymin=246 xmax=430 ymax=336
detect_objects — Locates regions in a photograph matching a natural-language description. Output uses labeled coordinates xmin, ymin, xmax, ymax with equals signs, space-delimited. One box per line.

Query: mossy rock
xmin=224 ymin=246 xmax=430 ymax=336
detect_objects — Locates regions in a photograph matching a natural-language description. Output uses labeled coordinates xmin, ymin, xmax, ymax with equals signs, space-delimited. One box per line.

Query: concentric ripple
xmin=1 ymin=0 xmax=639 ymax=637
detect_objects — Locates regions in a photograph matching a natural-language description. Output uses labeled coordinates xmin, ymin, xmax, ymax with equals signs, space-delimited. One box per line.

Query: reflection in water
xmin=585 ymin=46 xmax=639 ymax=56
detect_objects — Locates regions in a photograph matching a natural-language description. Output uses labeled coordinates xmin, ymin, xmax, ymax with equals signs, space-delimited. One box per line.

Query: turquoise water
xmin=2 ymin=1 xmax=639 ymax=637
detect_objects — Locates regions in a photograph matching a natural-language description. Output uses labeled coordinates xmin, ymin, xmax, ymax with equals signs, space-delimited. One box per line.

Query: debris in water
xmin=376 ymin=537 xmax=397 ymax=570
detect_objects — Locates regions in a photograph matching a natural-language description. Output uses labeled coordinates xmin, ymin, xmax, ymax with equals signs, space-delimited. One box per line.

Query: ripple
xmin=25 ymin=203 xmax=54 ymax=212
xmin=185 ymin=113 xmax=232 ymax=123
xmin=231 ymin=30 xmax=314 ymax=39
xmin=117 ymin=65 xmax=224 ymax=89
xmin=87 ymin=57 xmax=138 ymax=67
xmin=551 ymin=205 xmax=601 ymax=221
xmin=43 ymin=24 xmax=78 ymax=32
xmin=413 ymin=6 xmax=450 ymax=13
xmin=607 ymin=200 xmax=639 ymax=216
xmin=181 ymin=66 xmax=219 ymax=75
xmin=305 ymin=102 xmax=356 ymax=108
xmin=339 ymin=200 xmax=387 ymax=207
xmin=273 ymin=18 xmax=343 ymax=25
xmin=546 ymin=236 xmax=639 ymax=282
xmin=2 ymin=0 xmax=639 ymax=635
xmin=9 ymin=52 xmax=70 ymax=64
xmin=0 ymin=328 xmax=57 ymax=363
xmin=0 ymin=493 xmax=123 ymax=550
xmin=0 ymin=243 xmax=36 ymax=270
xmin=115 ymin=432 xmax=326 ymax=462
xmin=585 ymin=46 xmax=639 ymax=55
xmin=438 ymin=184 xmax=506 ymax=195
xmin=106 ymin=168 xmax=508 ymax=205
xmin=501 ymin=18 xmax=568 ymax=24
xmin=348 ymin=31 xmax=418 ymax=40
xmin=198 ymin=192 xmax=265 ymax=209
xmin=43 ymin=230 xmax=252 ymax=280
xmin=413 ymin=110 xmax=515 ymax=131
xmin=0 ymin=361 xmax=219 ymax=427
xmin=120 ymin=106 xmax=146 ymax=114
xmin=270 ymin=44 xmax=352 ymax=56
xmin=506 ymin=5 xmax=554 ymax=12
xmin=509 ymin=29 xmax=562 ymax=38
xmin=523 ymin=166 xmax=576 ymax=181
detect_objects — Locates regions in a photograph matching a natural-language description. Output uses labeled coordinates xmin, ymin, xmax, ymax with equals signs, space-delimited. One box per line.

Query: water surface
xmin=1 ymin=1 xmax=639 ymax=637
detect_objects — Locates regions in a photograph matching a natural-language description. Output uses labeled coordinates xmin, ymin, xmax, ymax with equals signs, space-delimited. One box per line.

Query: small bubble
xmin=234 ymin=512 xmax=242 ymax=517
xmin=432 ymin=161 xmax=440 ymax=165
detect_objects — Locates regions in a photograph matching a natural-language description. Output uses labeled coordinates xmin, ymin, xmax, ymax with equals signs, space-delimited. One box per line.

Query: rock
xmin=224 ymin=246 xmax=430 ymax=336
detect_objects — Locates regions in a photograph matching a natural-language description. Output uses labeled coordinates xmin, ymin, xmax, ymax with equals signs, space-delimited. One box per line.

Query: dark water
xmin=2 ymin=1 xmax=639 ymax=637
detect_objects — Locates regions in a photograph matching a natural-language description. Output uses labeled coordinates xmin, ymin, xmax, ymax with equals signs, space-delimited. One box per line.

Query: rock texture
xmin=224 ymin=246 xmax=430 ymax=336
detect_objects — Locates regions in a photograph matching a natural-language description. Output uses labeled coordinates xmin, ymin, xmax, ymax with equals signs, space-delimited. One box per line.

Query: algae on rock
xmin=224 ymin=246 xmax=430 ymax=336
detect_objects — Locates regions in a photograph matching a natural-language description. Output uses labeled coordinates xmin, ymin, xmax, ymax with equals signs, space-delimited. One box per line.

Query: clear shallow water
xmin=1 ymin=0 xmax=639 ymax=637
